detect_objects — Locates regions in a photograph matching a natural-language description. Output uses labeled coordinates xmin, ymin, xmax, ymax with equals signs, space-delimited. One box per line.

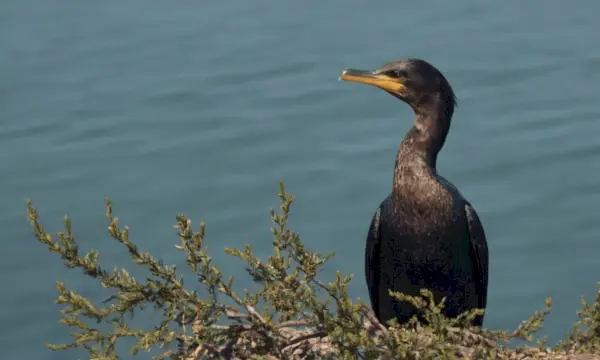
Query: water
xmin=2 ymin=1 xmax=600 ymax=358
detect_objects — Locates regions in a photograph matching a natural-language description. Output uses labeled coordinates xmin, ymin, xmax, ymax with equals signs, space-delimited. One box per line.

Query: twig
xmin=361 ymin=306 xmax=390 ymax=336
xmin=313 ymin=279 xmax=341 ymax=303
xmin=226 ymin=308 xmax=250 ymax=320
xmin=276 ymin=320 xmax=313 ymax=328
xmin=285 ymin=330 xmax=327 ymax=348
xmin=245 ymin=305 xmax=267 ymax=325
xmin=190 ymin=345 xmax=204 ymax=360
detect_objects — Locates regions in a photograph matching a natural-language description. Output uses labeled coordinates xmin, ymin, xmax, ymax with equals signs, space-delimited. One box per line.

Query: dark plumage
xmin=340 ymin=58 xmax=489 ymax=327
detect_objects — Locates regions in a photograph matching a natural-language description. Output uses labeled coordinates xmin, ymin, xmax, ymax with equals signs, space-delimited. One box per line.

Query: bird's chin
xmin=382 ymin=89 xmax=407 ymax=102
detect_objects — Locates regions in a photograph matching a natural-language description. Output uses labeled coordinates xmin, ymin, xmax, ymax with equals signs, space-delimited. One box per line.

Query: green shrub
xmin=27 ymin=182 xmax=600 ymax=359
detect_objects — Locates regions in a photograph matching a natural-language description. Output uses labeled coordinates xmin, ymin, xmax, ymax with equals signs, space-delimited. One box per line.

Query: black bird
xmin=340 ymin=59 xmax=489 ymax=327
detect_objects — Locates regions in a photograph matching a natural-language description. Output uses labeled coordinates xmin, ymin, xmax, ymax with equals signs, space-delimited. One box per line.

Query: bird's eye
xmin=388 ymin=70 xmax=405 ymax=78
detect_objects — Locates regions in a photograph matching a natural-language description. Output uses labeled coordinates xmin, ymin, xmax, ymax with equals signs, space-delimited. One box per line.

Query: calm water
xmin=2 ymin=1 xmax=600 ymax=358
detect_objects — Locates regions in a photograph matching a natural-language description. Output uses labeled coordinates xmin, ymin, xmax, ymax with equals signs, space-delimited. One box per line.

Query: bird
xmin=340 ymin=58 xmax=489 ymax=327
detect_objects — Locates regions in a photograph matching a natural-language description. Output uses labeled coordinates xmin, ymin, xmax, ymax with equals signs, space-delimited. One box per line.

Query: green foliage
xmin=27 ymin=182 xmax=600 ymax=359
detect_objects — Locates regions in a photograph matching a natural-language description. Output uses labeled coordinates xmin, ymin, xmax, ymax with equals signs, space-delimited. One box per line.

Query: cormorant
xmin=340 ymin=58 xmax=489 ymax=327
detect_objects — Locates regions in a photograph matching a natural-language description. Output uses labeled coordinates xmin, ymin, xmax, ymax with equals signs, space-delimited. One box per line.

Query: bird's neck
xmin=403 ymin=110 xmax=451 ymax=164
xmin=392 ymin=110 xmax=452 ymax=193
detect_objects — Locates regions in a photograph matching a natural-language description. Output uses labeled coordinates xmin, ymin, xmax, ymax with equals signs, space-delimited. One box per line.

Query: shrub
xmin=27 ymin=182 xmax=600 ymax=359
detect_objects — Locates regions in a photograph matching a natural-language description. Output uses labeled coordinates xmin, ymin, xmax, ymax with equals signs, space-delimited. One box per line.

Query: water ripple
xmin=3 ymin=2 xmax=600 ymax=358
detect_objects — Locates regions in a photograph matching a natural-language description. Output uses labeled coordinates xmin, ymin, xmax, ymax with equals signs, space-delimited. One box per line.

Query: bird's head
xmin=340 ymin=58 xmax=457 ymax=118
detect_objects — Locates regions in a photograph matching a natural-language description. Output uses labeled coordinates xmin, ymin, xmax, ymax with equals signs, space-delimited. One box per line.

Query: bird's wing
xmin=365 ymin=202 xmax=384 ymax=318
xmin=464 ymin=201 xmax=489 ymax=312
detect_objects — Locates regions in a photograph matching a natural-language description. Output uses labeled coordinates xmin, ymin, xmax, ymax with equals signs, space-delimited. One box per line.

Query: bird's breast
xmin=393 ymin=189 xmax=458 ymax=231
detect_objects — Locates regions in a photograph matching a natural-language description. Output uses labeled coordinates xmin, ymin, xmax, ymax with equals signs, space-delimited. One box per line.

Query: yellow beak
xmin=340 ymin=69 xmax=406 ymax=93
